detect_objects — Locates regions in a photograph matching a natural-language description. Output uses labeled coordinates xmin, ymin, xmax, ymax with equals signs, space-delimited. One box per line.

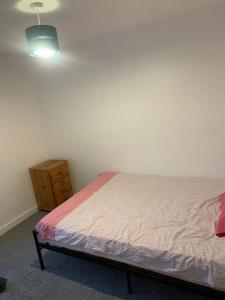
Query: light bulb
xmin=31 ymin=47 xmax=58 ymax=58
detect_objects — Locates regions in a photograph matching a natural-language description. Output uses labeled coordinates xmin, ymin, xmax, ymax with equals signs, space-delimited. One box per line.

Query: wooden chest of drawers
xmin=30 ymin=160 xmax=74 ymax=211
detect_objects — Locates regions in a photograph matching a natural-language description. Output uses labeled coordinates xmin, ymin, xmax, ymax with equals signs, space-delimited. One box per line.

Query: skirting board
xmin=0 ymin=205 xmax=38 ymax=236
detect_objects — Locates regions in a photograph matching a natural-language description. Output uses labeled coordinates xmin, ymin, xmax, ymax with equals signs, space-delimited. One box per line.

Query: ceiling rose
xmin=17 ymin=0 xmax=59 ymax=13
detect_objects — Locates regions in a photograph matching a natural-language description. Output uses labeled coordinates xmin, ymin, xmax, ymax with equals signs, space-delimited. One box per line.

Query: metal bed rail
xmin=32 ymin=230 xmax=225 ymax=298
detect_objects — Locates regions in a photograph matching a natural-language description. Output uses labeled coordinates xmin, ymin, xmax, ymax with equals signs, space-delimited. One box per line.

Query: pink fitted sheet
xmin=36 ymin=172 xmax=117 ymax=239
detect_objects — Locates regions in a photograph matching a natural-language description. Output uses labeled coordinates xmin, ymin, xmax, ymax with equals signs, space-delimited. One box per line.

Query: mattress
xmin=36 ymin=172 xmax=225 ymax=291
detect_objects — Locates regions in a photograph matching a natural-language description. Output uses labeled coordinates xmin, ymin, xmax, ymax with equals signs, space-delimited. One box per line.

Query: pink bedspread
xmin=36 ymin=172 xmax=117 ymax=240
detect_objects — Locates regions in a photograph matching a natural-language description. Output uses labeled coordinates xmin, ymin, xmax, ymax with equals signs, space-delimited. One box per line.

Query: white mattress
xmin=46 ymin=173 xmax=225 ymax=291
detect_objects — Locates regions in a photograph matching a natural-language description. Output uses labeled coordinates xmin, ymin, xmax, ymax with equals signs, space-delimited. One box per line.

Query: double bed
xmin=33 ymin=172 xmax=225 ymax=296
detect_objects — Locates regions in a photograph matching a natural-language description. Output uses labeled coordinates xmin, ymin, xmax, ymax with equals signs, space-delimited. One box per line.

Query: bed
xmin=33 ymin=172 xmax=225 ymax=296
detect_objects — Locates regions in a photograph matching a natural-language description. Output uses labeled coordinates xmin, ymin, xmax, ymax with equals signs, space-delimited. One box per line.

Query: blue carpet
xmin=0 ymin=212 xmax=216 ymax=300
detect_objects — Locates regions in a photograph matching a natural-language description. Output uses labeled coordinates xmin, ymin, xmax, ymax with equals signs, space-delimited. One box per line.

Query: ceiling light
xmin=25 ymin=2 xmax=60 ymax=58
xmin=26 ymin=24 xmax=59 ymax=58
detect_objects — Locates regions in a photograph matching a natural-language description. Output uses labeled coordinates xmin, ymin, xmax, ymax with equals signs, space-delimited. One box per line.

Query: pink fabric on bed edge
xmin=216 ymin=193 xmax=225 ymax=237
xmin=35 ymin=172 xmax=117 ymax=240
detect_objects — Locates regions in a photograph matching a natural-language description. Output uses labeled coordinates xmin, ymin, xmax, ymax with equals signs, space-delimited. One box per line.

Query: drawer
xmin=52 ymin=176 xmax=71 ymax=190
xmin=50 ymin=165 xmax=69 ymax=183
xmin=53 ymin=182 xmax=73 ymax=198
xmin=55 ymin=191 xmax=73 ymax=206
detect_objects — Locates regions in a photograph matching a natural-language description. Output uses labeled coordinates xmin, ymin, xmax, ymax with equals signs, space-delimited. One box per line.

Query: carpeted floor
xmin=0 ymin=212 xmax=217 ymax=300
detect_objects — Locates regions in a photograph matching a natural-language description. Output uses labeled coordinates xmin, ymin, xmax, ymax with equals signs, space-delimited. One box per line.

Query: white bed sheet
xmin=53 ymin=173 xmax=225 ymax=291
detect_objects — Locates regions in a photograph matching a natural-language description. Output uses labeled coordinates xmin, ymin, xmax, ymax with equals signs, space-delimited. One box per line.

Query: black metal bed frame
xmin=33 ymin=230 xmax=225 ymax=298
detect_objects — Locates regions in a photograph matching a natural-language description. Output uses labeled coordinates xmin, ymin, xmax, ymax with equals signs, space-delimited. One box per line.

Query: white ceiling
xmin=0 ymin=0 xmax=224 ymax=55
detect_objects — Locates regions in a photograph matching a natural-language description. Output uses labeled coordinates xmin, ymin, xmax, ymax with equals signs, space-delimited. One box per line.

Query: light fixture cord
xmin=36 ymin=11 xmax=41 ymax=25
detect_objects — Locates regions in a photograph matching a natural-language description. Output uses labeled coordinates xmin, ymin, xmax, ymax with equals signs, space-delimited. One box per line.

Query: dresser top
xmin=30 ymin=160 xmax=68 ymax=171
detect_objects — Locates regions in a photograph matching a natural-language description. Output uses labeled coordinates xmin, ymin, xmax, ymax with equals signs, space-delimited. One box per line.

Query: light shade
xmin=26 ymin=25 xmax=59 ymax=58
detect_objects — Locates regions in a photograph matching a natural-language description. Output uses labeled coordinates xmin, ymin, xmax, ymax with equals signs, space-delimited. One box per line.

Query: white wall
xmin=0 ymin=55 xmax=49 ymax=235
xmin=37 ymin=6 xmax=225 ymax=190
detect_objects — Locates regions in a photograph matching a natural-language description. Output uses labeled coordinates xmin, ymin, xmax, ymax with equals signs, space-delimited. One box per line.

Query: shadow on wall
xmin=35 ymin=3 xmax=225 ymax=190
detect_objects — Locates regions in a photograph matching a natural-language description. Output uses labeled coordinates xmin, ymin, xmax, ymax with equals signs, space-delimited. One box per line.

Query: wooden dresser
xmin=30 ymin=160 xmax=73 ymax=211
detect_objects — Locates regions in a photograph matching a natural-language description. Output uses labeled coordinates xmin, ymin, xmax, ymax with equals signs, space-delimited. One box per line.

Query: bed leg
xmin=32 ymin=230 xmax=45 ymax=270
xmin=126 ymin=272 xmax=132 ymax=294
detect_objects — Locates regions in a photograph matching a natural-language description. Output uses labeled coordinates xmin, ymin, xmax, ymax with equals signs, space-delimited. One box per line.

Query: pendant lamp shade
xmin=26 ymin=25 xmax=59 ymax=58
